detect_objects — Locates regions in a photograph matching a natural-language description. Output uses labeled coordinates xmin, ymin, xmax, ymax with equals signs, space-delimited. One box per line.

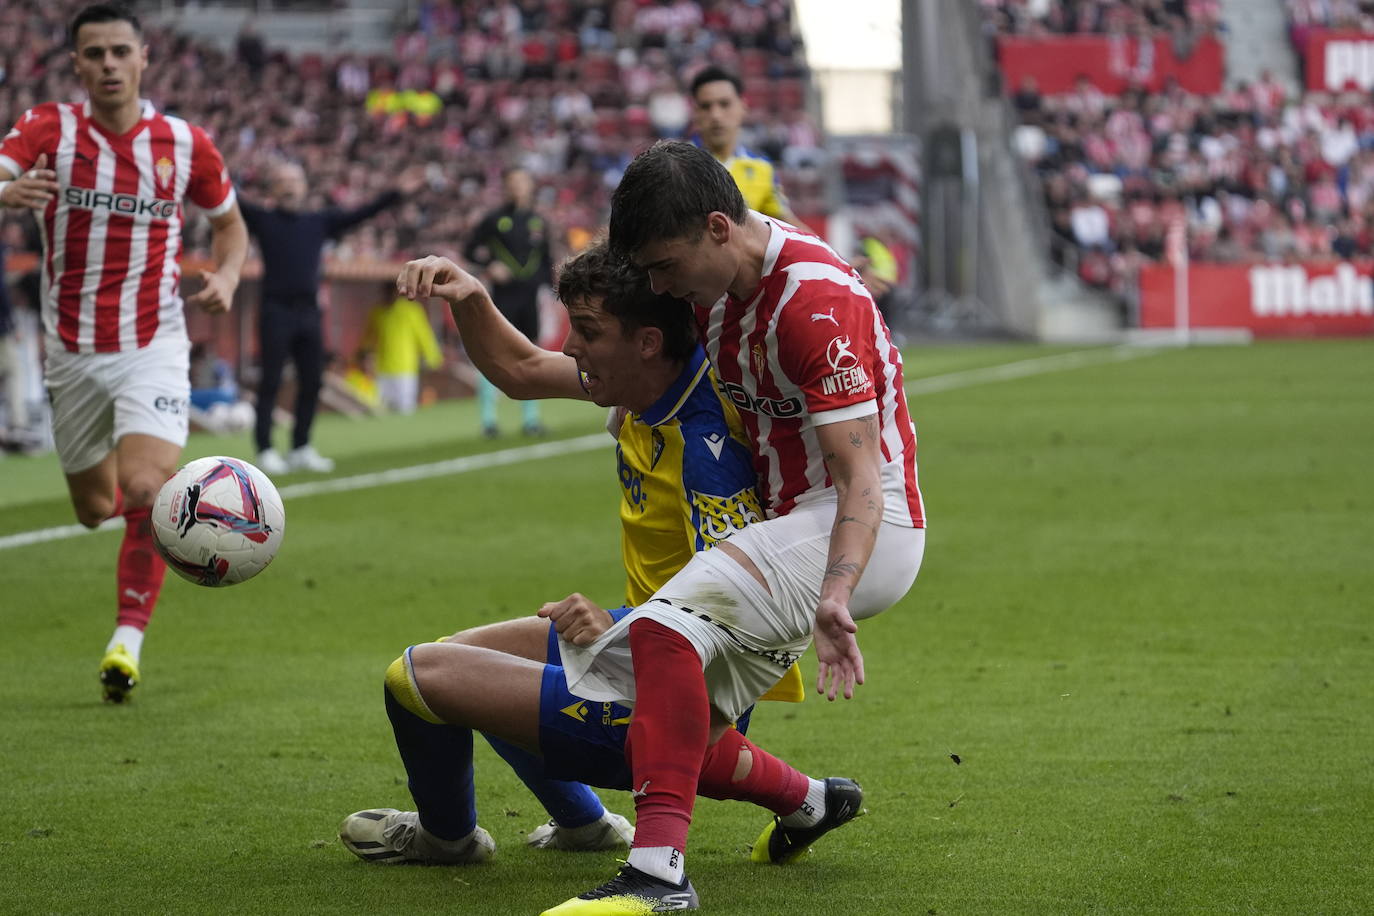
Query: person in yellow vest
xmin=361 ymin=289 xmax=443 ymax=413
xmin=689 ymin=65 xmax=812 ymax=232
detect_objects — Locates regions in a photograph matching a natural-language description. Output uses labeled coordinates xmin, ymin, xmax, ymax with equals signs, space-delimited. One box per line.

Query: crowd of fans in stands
xmin=987 ymin=0 xmax=1374 ymax=305
xmin=0 ymin=0 xmax=817 ymax=266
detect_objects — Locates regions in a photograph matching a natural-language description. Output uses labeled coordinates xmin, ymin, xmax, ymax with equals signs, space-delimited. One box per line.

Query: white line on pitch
xmin=0 ymin=345 xmax=1158 ymax=552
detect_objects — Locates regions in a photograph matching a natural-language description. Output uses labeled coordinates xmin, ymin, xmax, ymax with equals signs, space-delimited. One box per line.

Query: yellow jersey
xmin=608 ymin=346 xmax=804 ymax=703
xmin=718 ymin=145 xmax=791 ymax=220
xmin=365 ymin=298 xmax=443 ymax=376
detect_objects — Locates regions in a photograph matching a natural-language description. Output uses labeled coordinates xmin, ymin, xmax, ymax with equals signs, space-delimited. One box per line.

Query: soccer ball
xmin=151 ymin=456 xmax=286 ymax=586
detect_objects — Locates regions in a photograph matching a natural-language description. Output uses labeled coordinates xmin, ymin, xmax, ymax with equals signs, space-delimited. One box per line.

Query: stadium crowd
xmin=0 ymin=0 xmax=817 ymax=267
xmin=988 ymin=0 xmax=1374 ymax=302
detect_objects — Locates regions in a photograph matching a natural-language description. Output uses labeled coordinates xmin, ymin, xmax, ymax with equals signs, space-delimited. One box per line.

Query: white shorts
xmin=560 ymin=495 xmax=926 ymax=722
xmin=45 ymin=335 xmax=191 ymax=474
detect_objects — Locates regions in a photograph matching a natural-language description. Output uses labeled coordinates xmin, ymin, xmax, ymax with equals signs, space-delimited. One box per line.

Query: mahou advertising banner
xmin=1305 ymin=31 xmax=1374 ymax=91
xmin=1138 ymin=262 xmax=1374 ymax=336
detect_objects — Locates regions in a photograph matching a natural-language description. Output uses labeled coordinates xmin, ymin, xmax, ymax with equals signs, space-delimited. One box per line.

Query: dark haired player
xmin=0 ymin=2 xmax=247 ymax=702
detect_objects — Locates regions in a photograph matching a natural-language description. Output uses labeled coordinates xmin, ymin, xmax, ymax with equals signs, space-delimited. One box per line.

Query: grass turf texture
xmin=1 ymin=340 xmax=1370 ymax=914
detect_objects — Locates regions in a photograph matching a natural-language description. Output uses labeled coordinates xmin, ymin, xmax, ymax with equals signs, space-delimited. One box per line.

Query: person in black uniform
xmin=240 ymin=161 xmax=422 ymax=474
xmin=463 ymin=167 xmax=552 ymax=438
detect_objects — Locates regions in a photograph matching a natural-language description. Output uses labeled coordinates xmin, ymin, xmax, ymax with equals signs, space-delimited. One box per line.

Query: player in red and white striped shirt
xmin=544 ymin=141 xmax=926 ymax=914
xmin=0 ymin=3 xmax=248 ymax=703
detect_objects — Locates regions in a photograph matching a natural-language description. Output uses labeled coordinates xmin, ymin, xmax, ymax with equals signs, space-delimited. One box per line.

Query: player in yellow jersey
xmin=340 ymin=242 xmax=839 ymax=881
xmin=690 ymin=66 xmax=810 ymax=229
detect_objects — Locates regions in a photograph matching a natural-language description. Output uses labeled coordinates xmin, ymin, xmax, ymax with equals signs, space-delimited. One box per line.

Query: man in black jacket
xmin=241 ymin=162 xmax=421 ymax=474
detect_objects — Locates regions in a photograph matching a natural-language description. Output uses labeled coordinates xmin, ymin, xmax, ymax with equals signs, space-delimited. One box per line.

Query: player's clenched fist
xmin=397 ymin=255 xmax=486 ymax=305
xmin=538 ymin=593 xmax=615 ymax=647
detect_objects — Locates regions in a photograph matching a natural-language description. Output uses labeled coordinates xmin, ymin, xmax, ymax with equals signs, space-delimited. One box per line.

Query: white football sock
xmin=627 ymin=845 xmax=685 ymax=884
xmin=107 ymin=625 xmax=144 ymax=661
xmin=779 ymin=778 xmax=827 ymax=828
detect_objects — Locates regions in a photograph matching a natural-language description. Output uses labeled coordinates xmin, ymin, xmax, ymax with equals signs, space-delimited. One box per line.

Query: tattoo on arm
xmin=824 ymin=554 xmax=862 ymax=581
xmin=849 ymin=431 xmax=862 ymax=448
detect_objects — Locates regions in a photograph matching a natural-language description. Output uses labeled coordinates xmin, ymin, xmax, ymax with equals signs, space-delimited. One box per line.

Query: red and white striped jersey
xmin=694 ymin=215 xmax=925 ymax=526
xmin=0 ymin=100 xmax=236 ymax=354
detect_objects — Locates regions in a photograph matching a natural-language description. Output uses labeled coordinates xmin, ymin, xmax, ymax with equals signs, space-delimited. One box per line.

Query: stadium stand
xmin=0 ymin=0 xmax=818 ymax=266
xmin=0 ymin=0 xmax=822 ymax=404
xmin=986 ymin=0 xmax=1374 ymax=313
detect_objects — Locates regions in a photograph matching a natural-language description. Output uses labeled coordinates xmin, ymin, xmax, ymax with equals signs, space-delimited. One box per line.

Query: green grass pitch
xmin=1 ymin=340 xmax=1370 ymax=914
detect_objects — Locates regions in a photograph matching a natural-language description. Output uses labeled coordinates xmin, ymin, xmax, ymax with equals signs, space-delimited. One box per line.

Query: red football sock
xmin=116 ymin=506 xmax=166 ymax=630
xmin=697 ymin=726 xmax=810 ymax=815
xmin=626 ymin=619 xmax=708 ymax=852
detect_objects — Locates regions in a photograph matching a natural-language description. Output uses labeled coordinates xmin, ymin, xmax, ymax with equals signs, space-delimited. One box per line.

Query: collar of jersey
xmin=81 ymin=98 xmax=156 ymax=138
xmin=636 ymin=345 xmax=708 ymax=427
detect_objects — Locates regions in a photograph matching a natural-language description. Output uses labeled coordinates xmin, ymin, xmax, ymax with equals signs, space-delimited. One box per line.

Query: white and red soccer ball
xmin=152 ymin=456 xmax=285 ymax=586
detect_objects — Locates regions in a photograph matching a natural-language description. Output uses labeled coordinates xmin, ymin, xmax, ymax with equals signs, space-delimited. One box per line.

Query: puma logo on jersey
xmin=123 ymin=588 xmax=152 ymax=606
xmin=631 ymin=780 xmax=651 ymax=799
xmin=811 ymin=307 xmax=839 ymax=326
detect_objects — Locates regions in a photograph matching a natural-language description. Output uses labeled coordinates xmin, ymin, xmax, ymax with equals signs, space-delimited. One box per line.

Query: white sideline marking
xmin=0 ymin=346 xmax=1158 ymax=552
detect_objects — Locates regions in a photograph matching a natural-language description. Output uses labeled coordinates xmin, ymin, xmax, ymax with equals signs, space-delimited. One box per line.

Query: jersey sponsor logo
xmin=692 ymin=487 xmax=763 ymax=543
xmin=702 ymin=432 xmax=726 ymax=460
xmin=716 ymin=378 xmax=803 ymax=419
xmin=601 ymin=702 xmax=631 ymax=727
xmin=153 ymin=396 xmax=187 ymax=415
xmin=826 ymin=335 xmax=860 ymax=371
xmin=810 ymin=307 xmax=839 ymax=326
xmin=64 ymin=186 xmax=177 ymax=220
xmin=616 ymin=445 xmax=647 ymax=514
xmin=155 ymin=156 xmax=174 ymax=188
xmin=821 ymin=364 xmax=872 ymax=397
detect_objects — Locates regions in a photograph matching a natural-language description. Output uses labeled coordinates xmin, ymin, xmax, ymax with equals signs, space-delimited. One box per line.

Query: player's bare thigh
xmin=443 ymin=616 xmax=550 ymax=662
xmin=409 ymin=642 xmax=544 ymax=752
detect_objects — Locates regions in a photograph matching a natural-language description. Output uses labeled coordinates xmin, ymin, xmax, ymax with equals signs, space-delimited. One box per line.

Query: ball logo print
xmin=152 ymin=456 xmax=286 ymax=587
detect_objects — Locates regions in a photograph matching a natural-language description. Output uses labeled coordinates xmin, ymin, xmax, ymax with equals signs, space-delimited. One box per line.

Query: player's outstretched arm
xmin=0 ymin=154 xmax=58 ymax=211
xmin=813 ymin=411 xmax=885 ymax=701
xmin=189 ymin=202 xmax=248 ymax=314
xmin=398 ymin=254 xmax=586 ymax=402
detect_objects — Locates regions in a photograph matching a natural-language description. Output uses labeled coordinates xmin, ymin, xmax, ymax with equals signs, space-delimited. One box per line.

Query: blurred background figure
xmin=189 ymin=341 xmax=255 ymax=436
xmin=362 ymin=287 xmax=443 ymax=415
xmin=240 ymin=161 xmax=423 ymax=475
xmin=464 ymin=167 xmax=551 ymax=439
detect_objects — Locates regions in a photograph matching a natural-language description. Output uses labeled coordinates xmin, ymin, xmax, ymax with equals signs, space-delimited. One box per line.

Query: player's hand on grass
xmin=1 ymin=154 xmax=59 ymax=210
xmin=814 ymin=597 xmax=865 ymax=701
xmin=539 ymin=593 xmax=614 ymax=647
xmin=397 ymin=255 xmax=485 ymax=305
xmin=188 ymin=267 xmax=236 ymax=314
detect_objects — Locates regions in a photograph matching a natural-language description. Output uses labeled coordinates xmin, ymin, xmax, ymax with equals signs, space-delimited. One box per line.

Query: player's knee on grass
xmin=384 ymin=646 xmax=445 ymax=724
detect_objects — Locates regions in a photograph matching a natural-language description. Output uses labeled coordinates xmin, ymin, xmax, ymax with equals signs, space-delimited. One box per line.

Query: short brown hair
xmin=556 ymin=237 xmax=698 ymax=364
